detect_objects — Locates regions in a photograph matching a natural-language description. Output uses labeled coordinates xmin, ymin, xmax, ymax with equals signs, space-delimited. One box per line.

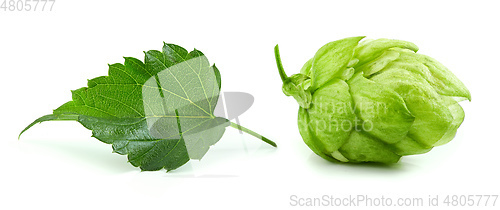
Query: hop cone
xmin=275 ymin=36 xmax=470 ymax=163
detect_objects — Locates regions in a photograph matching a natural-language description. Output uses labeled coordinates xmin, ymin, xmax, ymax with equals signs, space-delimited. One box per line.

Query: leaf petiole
xmin=229 ymin=122 xmax=277 ymax=147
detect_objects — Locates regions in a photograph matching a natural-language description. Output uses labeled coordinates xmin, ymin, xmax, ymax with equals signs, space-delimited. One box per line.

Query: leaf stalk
xmin=229 ymin=122 xmax=277 ymax=147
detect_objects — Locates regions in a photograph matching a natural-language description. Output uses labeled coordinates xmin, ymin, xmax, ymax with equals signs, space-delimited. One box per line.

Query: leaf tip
xmin=17 ymin=132 xmax=24 ymax=140
xmin=18 ymin=119 xmax=43 ymax=140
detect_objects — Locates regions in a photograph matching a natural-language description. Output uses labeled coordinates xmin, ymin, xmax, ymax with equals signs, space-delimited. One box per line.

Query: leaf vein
xmin=170 ymin=50 xmax=212 ymax=112
xmin=95 ymin=92 xmax=144 ymax=117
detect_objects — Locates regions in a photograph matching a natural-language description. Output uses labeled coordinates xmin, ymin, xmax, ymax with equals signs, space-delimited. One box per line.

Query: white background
xmin=1 ymin=0 xmax=498 ymax=209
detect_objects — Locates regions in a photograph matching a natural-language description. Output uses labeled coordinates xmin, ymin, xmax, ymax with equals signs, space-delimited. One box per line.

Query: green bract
xmin=275 ymin=37 xmax=470 ymax=163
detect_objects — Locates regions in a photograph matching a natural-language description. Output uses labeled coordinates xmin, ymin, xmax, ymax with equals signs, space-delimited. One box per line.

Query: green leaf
xmin=385 ymin=48 xmax=471 ymax=100
xmin=348 ymin=73 xmax=415 ymax=144
xmin=298 ymin=108 xmax=337 ymax=162
xmin=371 ymin=68 xmax=454 ymax=147
xmin=392 ymin=136 xmax=432 ymax=156
xmin=304 ymin=79 xmax=355 ymax=154
xmin=20 ymin=43 xmax=275 ymax=171
xmin=433 ymin=95 xmax=465 ymax=146
xmin=310 ymin=36 xmax=365 ymax=90
xmin=300 ymin=58 xmax=313 ymax=76
xmin=355 ymin=48 xmax=400 ymax=76
xmin=354 ymin=38 xmax=419 ymax=67
xmin=19 ymin=114 xmax=79 ymax=139
xmin=339 ymin=131 xmax=401 ymax=163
